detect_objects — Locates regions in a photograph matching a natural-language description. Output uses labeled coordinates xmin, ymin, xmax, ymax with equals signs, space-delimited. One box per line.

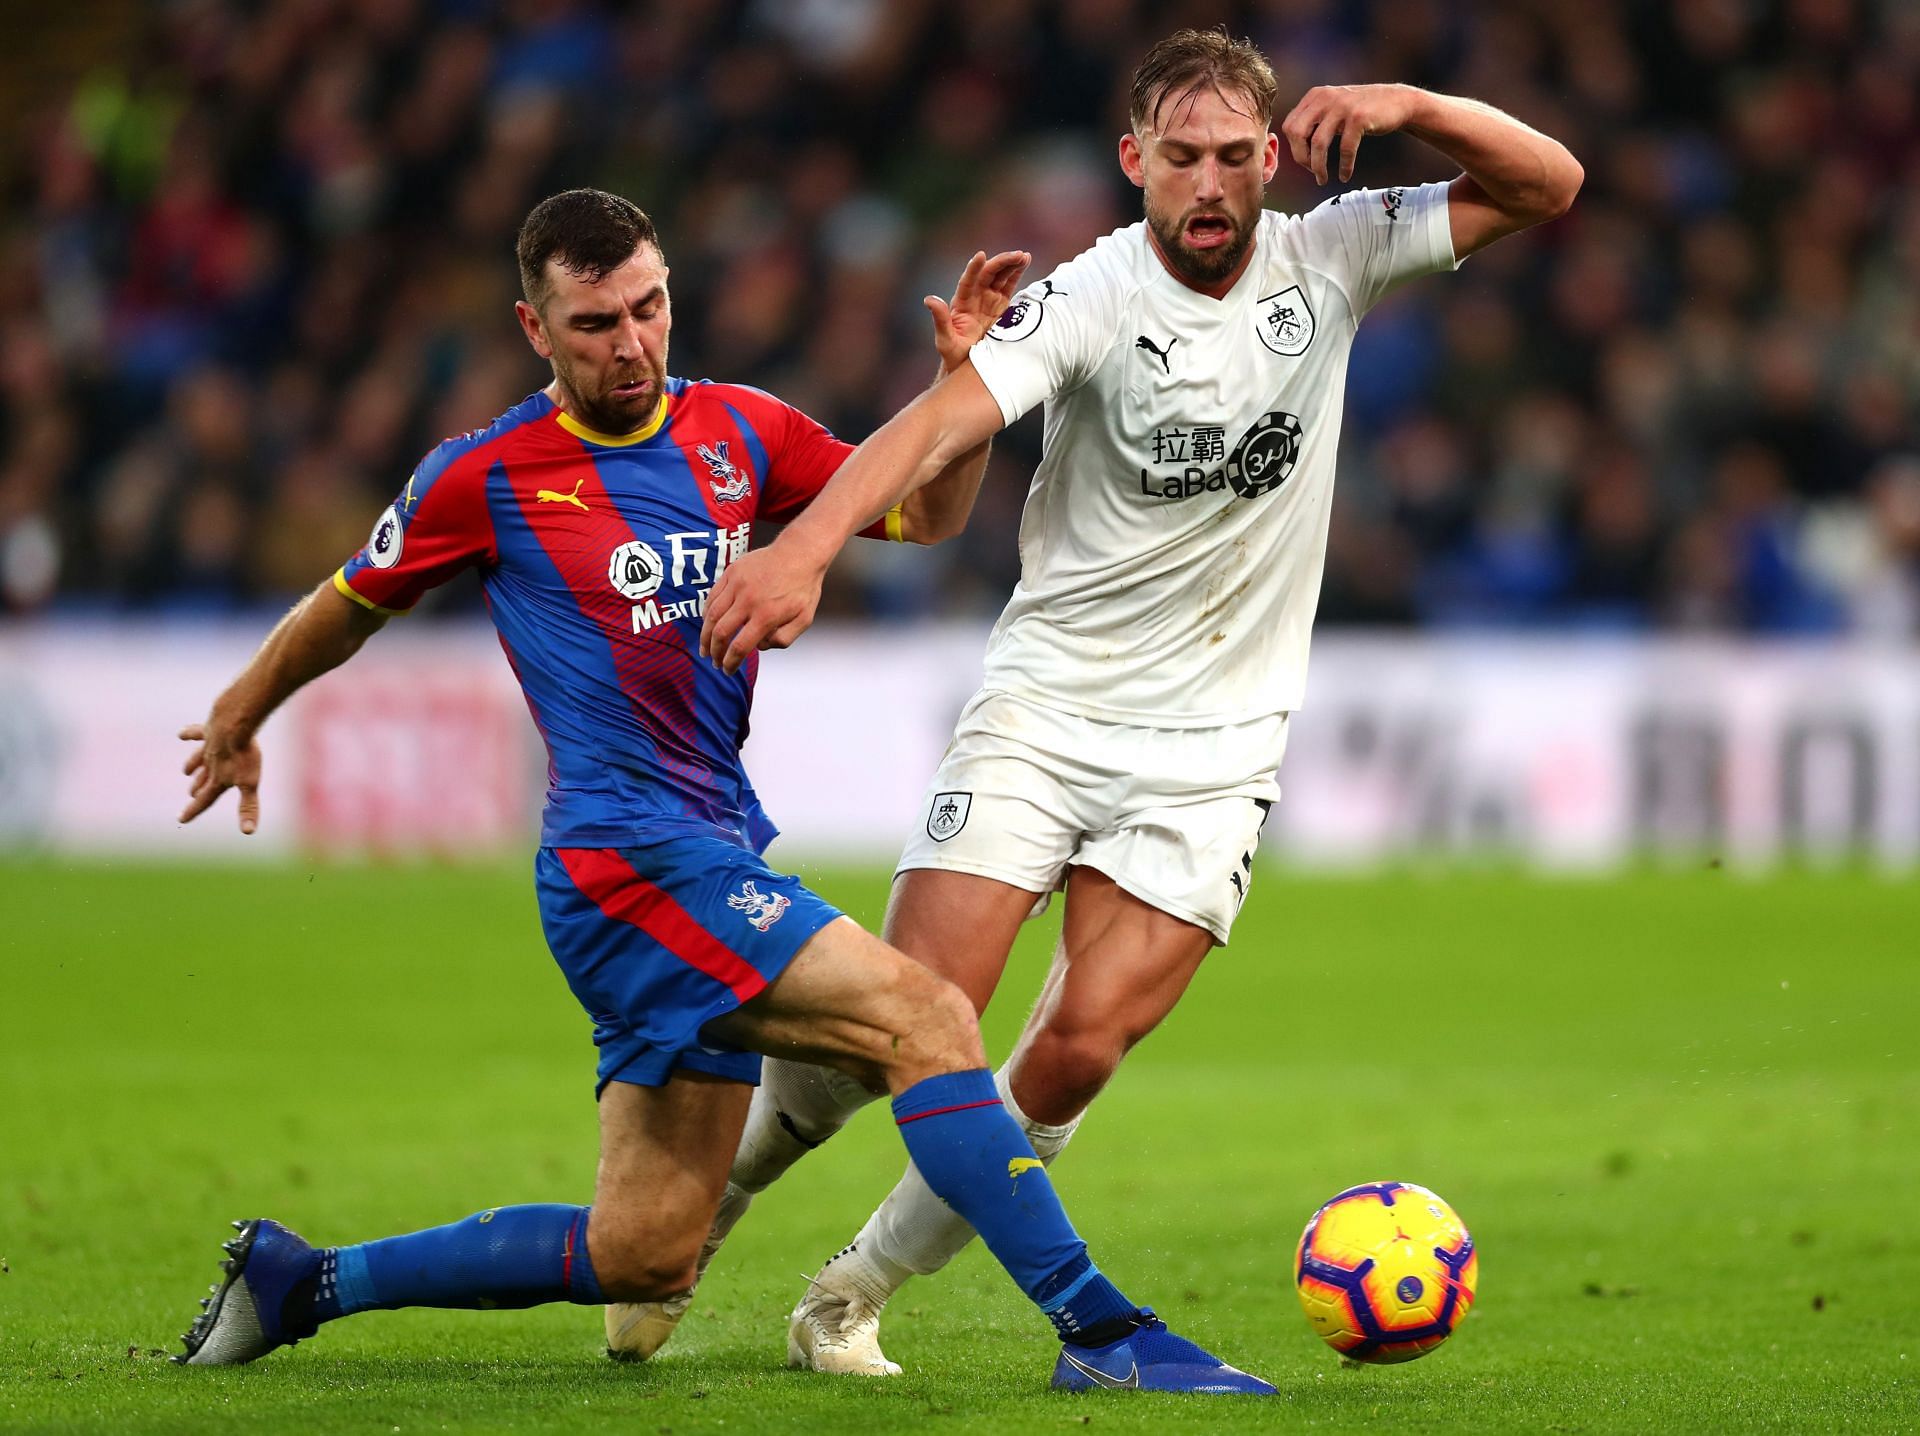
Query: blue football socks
xmin=892 ymin=1069 xmax=1137 ymax=1342
xmin=291 ymin=1075 xmax=1133 ymax=1345
xmin=311 ymin=1204 xmax=602 ymax=1322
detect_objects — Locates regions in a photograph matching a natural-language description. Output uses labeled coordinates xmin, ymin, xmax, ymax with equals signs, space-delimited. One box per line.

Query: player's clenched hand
xmin=179 ymin=716 xmax=263 ymax=834
xmin=700 ymin=544 xmax=825 ymax=675
xmin=927 ymin=248 xmax=1032 ymax=370
xmin=1281 ymin=83 xmax=1420 ymax=185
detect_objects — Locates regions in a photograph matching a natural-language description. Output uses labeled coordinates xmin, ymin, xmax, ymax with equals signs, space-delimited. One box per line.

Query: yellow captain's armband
xmin=332 ymin=569 xmax=410 ymax=618
xmin=885 ymin=505 xmax=907 ymax=543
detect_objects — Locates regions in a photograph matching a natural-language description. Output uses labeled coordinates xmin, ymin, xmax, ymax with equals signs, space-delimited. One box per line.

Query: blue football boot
xmin=175 ymin=1218 xmax=322 ymax=1365
xmin=1051 ymin=1309 xmax=1276 ymax=1394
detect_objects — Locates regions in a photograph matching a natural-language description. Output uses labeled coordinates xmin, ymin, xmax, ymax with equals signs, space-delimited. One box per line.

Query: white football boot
xmin=604 ymin=1182 xmax=751 ymax=1361
xmin=785 ymin=1245 xmax=903 ymax=1376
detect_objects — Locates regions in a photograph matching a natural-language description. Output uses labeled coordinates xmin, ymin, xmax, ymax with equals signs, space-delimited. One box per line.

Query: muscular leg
xmin=603 ymin=870 xmax=1037 ymax=1361
xmin=1006 ymin=864 xmax=1215 ymax=1125
xmin=588 ymin=1073 xmax=751 ymax=1301
xmin=601 ymin=871 xmax=1268 ymax=1390
xmin=701 ymin=905 xmax=1011 ymax=1088
xmin=181 ymin=1069 xmax=749 ymax=1364
xmin=734 ymin=869 xmax=1038 ymax=1177
xmin=317 ymin=1070 xmax=747 ymax=1315
xmin=825 ymin=864 xmax=1214 ymax=1320
xmin=888 ymin=867 xmax=1044 ymax=1009
xmin=705 ymin=916 xmax=1147 ymax=1345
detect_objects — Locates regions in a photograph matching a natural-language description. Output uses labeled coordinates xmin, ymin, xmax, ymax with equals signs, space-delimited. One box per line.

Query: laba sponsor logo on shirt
xmin=1225 ymin=412 xmax=1304 ymax=498
xmin=1137 ymin=412 xmax=1303 ymax=502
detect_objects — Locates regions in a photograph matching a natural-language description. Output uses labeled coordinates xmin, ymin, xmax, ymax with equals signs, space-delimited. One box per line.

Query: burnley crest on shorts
xmin=927 ymin=791 xmax=971 ymax=842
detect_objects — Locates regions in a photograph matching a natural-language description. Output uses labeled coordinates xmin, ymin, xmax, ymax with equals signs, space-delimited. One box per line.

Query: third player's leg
xmin=1006 ymin=864 xmax=1216 ymax=1127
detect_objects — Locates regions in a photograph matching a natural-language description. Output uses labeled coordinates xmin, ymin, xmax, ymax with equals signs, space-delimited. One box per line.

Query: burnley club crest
xmin=1256 ymin=284 xmax=1315 ymax=357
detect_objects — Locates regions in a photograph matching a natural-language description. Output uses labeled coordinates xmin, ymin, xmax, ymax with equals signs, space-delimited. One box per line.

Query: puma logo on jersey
xmin=537 ymin=478 xmax=589 ymax=511
xmin=1008 ymin=1156 xmax=1044 ymax=1181
xmin=1135 ymin=334 xmax=1179 ymax=372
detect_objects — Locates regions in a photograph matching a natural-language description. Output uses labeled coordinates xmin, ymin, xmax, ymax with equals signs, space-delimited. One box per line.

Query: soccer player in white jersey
xmin=607 ymin=28 xmax=1582 ymax=1372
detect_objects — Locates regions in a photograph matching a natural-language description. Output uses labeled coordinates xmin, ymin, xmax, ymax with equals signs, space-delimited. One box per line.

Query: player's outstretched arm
xmin=178 ymin=581 xmax=387 ymax=832
xmin=1281 ymin=84 xmax=1582 ymax=258
xmin=700 ymin=364 xmax=1006 ymax=674
xmin=896 ymin=248 xmax=1030 ymax=544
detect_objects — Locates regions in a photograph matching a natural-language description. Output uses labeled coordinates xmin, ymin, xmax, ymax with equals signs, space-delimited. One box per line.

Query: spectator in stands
xmin=0 ymin=0 xmax=1913 ymax=634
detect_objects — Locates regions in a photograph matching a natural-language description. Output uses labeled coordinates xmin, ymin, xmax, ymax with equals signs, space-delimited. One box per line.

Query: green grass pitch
xmin=3 ymin=860 xmax=1916 ymax=1433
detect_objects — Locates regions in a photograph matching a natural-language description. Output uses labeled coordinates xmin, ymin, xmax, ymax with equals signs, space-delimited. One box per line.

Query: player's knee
xmin=888 ymin=969 xmax=986 ymax=1079
xmin=1030 ymin=1012 xmax=1131 ymax=1089
xmin=925 ymin=973 xmax=987 ymax=1060
xmin=1066 ymin=988 xmax=1166 ymax=1061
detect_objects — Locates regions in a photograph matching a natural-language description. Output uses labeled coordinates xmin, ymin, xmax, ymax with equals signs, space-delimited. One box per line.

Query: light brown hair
xmin=1128 ymin=27 xmax=1278 ymax=133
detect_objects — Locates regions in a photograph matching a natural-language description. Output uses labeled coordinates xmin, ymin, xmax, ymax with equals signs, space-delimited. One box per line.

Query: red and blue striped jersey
xmin=335 ymin=377 xmax=879 ymax=850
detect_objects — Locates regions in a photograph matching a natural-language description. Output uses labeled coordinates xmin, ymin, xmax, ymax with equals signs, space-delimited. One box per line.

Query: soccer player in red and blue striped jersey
xmin=170 ymin=189 xmax=1272 ymax=1393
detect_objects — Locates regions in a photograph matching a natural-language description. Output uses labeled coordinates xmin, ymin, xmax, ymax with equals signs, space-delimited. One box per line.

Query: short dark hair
xmin=516 ymin=189 xmax=659 ymax=309
xmin=1129 ymin=27 xmax=1278 ymax=133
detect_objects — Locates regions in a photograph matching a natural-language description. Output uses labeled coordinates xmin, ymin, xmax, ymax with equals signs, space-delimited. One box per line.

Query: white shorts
xmin=895 ymin=690 xmax=1288 ymax=944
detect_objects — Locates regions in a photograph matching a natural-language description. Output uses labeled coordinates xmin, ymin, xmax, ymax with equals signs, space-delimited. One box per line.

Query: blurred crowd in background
xmin=1 ymin=0 xmax=1917 ymax=632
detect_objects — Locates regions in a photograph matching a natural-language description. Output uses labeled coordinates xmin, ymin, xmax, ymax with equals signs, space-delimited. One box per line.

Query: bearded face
xmin=549 ymin=321 xmax=668 ymax=435
xmin=519 ymin=242 xmax=673 ymax=436
xmin=1144 ymin=185 xmax=1262 ymax=287
xmin=1128 ymin=83 xmax=1277 ymax=292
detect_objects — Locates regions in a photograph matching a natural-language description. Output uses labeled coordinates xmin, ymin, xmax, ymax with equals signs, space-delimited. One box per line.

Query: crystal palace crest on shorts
xmin=727 ymin=880 xmax=790 ymax=932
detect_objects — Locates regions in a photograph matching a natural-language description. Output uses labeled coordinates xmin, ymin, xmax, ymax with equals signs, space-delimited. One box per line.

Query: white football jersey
xmin=967 ymin=179 xmax=1460 ymax=725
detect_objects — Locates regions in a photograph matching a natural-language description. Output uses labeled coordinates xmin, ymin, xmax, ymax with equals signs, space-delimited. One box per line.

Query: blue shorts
xmin=535 ymin=838 xmax=842 ymax=1094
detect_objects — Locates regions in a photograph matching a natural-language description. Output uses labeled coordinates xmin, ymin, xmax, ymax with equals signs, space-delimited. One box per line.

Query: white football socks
xmin=730 ymin=1058 xmax=880 ymax=1193
xmin=825 ymin=1063 xmax=1084 ymax=1307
